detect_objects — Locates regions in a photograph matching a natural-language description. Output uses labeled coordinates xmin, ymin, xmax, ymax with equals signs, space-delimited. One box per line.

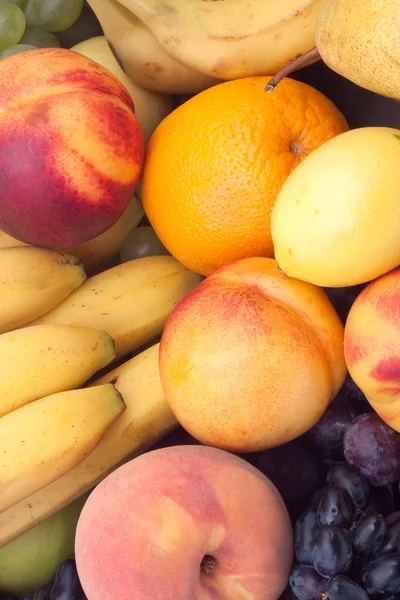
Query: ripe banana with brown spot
xmin=0 ymin=324 xmax=116 ymax=418
xmin=0 ymin=343 xmax=176 ymax=546
xmin=31 ymin=255 xmax=202 ymax=361
xmin=88 ymin=0 xmax=324 ymax=94
xmin=0 ymin=384 xmax=125 ymax=514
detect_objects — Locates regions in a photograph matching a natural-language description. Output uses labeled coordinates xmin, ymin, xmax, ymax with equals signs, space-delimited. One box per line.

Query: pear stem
xmin=264 ymin=47 xmax=321 ymax=93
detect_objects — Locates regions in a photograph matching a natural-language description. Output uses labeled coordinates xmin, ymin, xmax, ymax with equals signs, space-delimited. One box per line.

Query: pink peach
xmin=75 ymin=445 xmax=293 ymax=600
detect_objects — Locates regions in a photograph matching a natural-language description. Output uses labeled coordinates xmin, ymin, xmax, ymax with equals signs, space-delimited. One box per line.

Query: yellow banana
xmin=0 ymin=247 xmax=86 ymax=334
xmin=0 ymin=343 xmax=177 ymax=546
xmin=31 ymin=255 xmax=202 ymax=360
xmin=0 ymin=384 xmax=125 ymax=514
xmin=0 ymin=195 xmax=144 ymax=275
xmin=0 ymin=324 xmax=116 ymax=418
xmin=88 ymin=0 xmax=324 ymax=94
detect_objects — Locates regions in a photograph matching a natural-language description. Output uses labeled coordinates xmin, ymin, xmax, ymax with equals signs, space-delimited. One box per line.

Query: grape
xmin=50 ymin=559 xmax=86 ymax=600
xmin=306 ymin=391 xmax=359 ymax=450
xmin=344 ymin=414 xmax=400 ymax=486
xmin=294 ymin=509 xmax=319 ymax=564
xmin=379 ymin=517 xmax=400 ymax=556
xmin=349 ymin=514 xmax=387 ymax=557
xmin=0 ymin=2 xmax=25 ymax=50
xmin=317 ymin=486 xmax=353 ymax=528
xmin=328 ymin=575 xmax=370 ymax=600
xmin=288 ymin=565 xmax=327 ymax=600
xmin=312 ymin=525 xmax=353 ymax=578
xmin=362 ymin=554 xmax=400 ymax=598
xmin=20 ymin=26 xmax=59 ymax=47
xmin=24 ymin=0 xmax=83 ymax=32
xmin=32 ymin=582 xmax=52 ymax=600
xmin=343 ymin=374 xmax=369 ymax=404
xmin=0 ymin=42 xmax=35 ymax=58
xmin=327 ymin=463 xmax=370 ymax=510
xmin=120 ymin=226 xmax=169 ymax=263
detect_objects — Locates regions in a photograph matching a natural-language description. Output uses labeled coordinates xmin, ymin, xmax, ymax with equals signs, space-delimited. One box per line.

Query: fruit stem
xmin=264 ymin=47 xmax=321 ymax=93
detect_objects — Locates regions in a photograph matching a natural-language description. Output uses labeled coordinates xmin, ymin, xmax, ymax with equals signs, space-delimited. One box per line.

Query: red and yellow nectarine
xmin=0 ymin=48 xmax=144 ymax=248
xmin=159 ymin=257 xmax=347 ymax=452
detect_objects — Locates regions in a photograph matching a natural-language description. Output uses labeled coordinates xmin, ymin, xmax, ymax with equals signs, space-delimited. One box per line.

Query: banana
xmin=0 ymin=324 xmax=116 ymax=418
xmin=0 ymin=247 xmax=86 ymax=334
xmin=87 ymin=0 xmax=324 ymax=95
xmin=31 ymin=255 xmax=202 ymax=360
xmin=0 ymin=384 xmax=125 ymax=514
xmin=0 ymin=343 xmax=177 ymax=546
xmin=0 ymin=195 xmax=144 ymax=275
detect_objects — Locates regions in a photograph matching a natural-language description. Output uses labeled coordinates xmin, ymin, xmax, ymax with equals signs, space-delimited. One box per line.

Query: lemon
xmin=271 ymin=127 xmax=400 ymax=287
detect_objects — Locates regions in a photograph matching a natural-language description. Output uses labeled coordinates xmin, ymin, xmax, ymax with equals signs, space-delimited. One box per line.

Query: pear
xmin=266 ymin=0 xmax=400 ymax=101
xmin=0 ymin=494 xmax=88 ymax=595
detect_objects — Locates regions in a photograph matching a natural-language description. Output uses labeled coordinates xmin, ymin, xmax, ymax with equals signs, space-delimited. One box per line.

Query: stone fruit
xmin=271 ymin=127 xmax=400 ymax=287
xmin=71 ymin=36 xmax=174 ymax=144
xmin=159 ymin=257 xmax=346 ymax=453
xmin=0 ymin=194 xmax=144 ymax=274
xmin=0 ymin=494 xmax=87 ymax=595
xmin=142 ymin=75 xmax=348 ymax=276
xmin=0 ymin=47 xmax=144 ymax=248
xmin=75 ymin=445 xmax=293 ymax=600
xmin=344 ymin=269 xmax=400 ymax=432
xmin=87 ymin=0 xmax=325 ymax=94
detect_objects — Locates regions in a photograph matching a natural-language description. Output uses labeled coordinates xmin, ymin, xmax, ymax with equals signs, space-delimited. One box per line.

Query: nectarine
xmin=0 ymin=48 xmax=144 ymax=248
xmin=159 ymin=257 xmax=346 ymax=452
xmin=75 ymin=445 xmax=293 ymax=600
xmin=344 ymin=268 xmax=400 ymax=432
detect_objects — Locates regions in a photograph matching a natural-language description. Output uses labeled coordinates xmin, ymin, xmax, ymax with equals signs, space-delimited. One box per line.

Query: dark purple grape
xmin=379 ymin=518 xmax=400 ymax=556
xmin=254 ymin=439 xmax=320 ymax=506
xmin=388 ymin=514 xmax=400 ymax=525
xmin=294 ymin=510 xmax=319 ymax=564
xmin=312 ymin=525 xmax=353 ymax=578
xmin=288 ymin=565 xmax=327 ymax=600
xmin=310 ymin=486 xmax=329 ymax=511
xmin=343 ymin=414 xmax=400 ymax=487
xmin=327 ymin=463 xmax=370 ymax=510
xmin=328 ymin=575 xmax=370 ymax=600
xmin=33 ymin=584 xmax=53 ymax=600
xmin=50 ymin=559 xmax=86 ymax=600
xmin=317 ymin=486 xmax=353 ymax=528
xmin=343 ymin=374 xmax=369 ymax=403
xmin=349 ymin=514 xmax=387 ymax=557
xmin=307 ymin=392 xmax=359 ymax=449
xmin=362 ymin=554 xmax=400 ymax=598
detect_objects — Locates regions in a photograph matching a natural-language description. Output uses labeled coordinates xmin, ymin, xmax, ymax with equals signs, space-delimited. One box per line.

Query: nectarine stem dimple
xmin=264 ymin=47 xmax=321 ymax=93
xmin=200 ymin=555 xmax=217 ymax=575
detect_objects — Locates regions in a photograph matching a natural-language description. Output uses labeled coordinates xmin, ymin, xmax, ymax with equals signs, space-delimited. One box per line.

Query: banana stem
xmin=264 ymin=47 xmax=321 ymax=93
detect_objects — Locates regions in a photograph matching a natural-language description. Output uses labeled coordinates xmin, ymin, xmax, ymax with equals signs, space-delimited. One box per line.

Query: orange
xmin=141 ymin=76 xmax=348 ymax=276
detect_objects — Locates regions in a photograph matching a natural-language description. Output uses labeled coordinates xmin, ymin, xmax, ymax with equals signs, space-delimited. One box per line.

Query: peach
xmin=159 ymin=257 xmax=346 ymax=453
xmin=75 ymin=445 xmax=293 ymax=600
xmin=0 ymin=48 xmax=144 ymax=248
xmin=344 ymin=268 xmax=400 ymax=432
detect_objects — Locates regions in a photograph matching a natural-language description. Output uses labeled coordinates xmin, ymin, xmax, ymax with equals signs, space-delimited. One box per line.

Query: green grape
xmin=20 ymin=26 xmax=60 ymax=47
xmin=0 ymin=3 xmax=26 ymax=50
xmin=120 ymin=226 xmax=170 ymax=263
xmin=24 ymin=0 xmax=83 ymax=33
xmin=7 ymin=0 xmax=26 ymax=9
xmin=0 ymin=43 xmax=35 ymax=59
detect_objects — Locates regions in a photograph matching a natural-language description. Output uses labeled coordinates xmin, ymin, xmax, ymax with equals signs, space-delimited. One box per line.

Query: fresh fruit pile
xmin=0 ymin=1 xmax=398 ymax=600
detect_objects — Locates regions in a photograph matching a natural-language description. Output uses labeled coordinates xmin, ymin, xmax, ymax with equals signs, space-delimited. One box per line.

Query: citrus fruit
xmin=271 ymin=127 xmax=400 ymax=287
xmin=141 ymin=75 xmax=348 ymax=276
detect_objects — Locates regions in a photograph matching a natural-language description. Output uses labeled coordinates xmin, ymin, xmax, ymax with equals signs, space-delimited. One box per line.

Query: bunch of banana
xmin=0 ymin=195 xmax=144 ymax=275
xmin=87 ymin=0 xmax=325 ymax=95
xmin=0 ymin=250 xmax=201 ymax=545
xmin=0 ymin=343 xmax=178 ymax=546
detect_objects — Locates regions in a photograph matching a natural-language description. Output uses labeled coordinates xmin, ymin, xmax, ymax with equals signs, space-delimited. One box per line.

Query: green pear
xmin=315 ymin=0 xmax=400 ymax=100
xmin=0 ymin=494 xmax=88 ymax=595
